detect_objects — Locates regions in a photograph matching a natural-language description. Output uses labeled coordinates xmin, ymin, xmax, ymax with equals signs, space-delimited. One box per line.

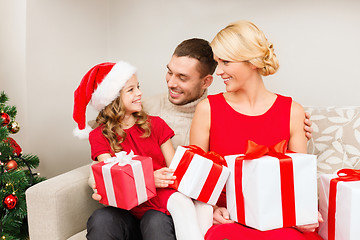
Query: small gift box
xmin=91 ymin=151 xmax=156 ymax=210
xmin=318 ymin=169 xmax=360 ymax=240
xmin=225 ymin=140 xmax=318 ymax=231
xmin=168 ymin=145 xmax=230 ymax=205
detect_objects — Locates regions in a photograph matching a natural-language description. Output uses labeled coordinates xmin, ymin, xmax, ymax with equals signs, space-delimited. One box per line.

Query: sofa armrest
xmin=26 ymin=164 xmax=102 ymax=240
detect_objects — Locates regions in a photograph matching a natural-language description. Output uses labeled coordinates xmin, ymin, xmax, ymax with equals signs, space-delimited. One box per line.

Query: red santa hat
xmin=73 ymin=61 xmax=136 ymax=139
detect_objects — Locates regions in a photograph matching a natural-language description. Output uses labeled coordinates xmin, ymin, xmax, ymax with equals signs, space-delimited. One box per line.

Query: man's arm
xmin=304 ymin=112 xmax=313 ymax=140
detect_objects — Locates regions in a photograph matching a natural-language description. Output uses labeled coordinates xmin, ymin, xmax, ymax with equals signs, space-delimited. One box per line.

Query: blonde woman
xmin=190 ymin=21 xmax=323 ymax=240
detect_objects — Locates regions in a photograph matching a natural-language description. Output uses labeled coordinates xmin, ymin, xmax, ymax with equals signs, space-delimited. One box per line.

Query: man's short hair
xmin=173 ymin=38 xmax=217 ymax=78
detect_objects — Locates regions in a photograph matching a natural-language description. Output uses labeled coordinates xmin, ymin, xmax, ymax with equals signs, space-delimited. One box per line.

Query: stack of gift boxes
xmin=91 ymin=143 xmax=360 ymax=239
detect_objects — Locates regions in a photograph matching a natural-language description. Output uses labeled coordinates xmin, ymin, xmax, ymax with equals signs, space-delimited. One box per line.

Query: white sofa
xmin=25 ymin=106 xmax=360 ymax=240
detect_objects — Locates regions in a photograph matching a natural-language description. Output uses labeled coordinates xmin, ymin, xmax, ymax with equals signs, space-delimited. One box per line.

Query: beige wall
xmin=0 ymin=0 xmax=28 ymax=150
xmin=1 ymin=0 xmax=359 ymax=178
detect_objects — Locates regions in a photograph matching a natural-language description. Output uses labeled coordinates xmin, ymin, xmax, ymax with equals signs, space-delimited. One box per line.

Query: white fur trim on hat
xmin=91 ymin=61 xmax=137 ymax=111
xmin=73 ymin=124 xmax=93 ymax=139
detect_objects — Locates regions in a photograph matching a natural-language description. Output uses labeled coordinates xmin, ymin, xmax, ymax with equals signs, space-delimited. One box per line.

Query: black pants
xmin=86 ymin=207 xmax=176 ymax=240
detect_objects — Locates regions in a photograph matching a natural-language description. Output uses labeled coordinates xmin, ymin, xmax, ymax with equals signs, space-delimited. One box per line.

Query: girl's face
xmin=120 ymin=74 xmax=142 ymax=116
xmin=214 ymin=55 xmax=256 ymax=92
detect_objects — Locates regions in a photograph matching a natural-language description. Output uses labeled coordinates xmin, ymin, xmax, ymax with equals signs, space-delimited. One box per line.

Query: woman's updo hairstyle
xmin=211 ymin=20 xmax=279 ymax=76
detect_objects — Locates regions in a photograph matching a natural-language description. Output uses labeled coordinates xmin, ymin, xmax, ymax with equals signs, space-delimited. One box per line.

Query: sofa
xmin=25 ymin=106 xmax=360 ymax=240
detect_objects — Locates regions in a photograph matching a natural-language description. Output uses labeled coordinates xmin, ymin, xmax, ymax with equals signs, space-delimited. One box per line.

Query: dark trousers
xmin=87 ymin=207 xmax=176 ymax=240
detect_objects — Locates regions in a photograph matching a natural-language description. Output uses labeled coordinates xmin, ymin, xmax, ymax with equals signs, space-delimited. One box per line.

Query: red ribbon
xmin=169 ymin=145 xmax=227 ymax=203
xmin=234 ymin=140 xmax=296 ymax=228
xmin=328 ymin=169 xmax=360 ymax=240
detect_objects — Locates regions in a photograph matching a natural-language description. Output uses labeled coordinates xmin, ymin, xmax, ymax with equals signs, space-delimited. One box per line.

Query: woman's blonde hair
xmin=211 ymin=20 xmax=279 ymax=76
xmin=95 ymin=94 xmax=150 ymax=153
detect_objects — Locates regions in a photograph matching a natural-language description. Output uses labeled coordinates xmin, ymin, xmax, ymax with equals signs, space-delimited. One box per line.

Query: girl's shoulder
xmin=89 ymin=124 xmax=104 ymax=139
xmin=146 ymin=115 xmax=167 ymax=127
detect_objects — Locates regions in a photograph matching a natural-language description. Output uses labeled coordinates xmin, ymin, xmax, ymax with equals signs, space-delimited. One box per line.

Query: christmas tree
xmin=0 ymin=91 xmax=45 ymax=240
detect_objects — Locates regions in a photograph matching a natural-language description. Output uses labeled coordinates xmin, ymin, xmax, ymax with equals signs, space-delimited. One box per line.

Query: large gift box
xmin=318 ymin=169 xmax=360 ymax=240
xmin=168 ymin=145 xmax=230 ymax=205
xmin=225 ymin=140 xmax=318 ymax=231
xmin=91 ymin=151 xmax=156 ymax=210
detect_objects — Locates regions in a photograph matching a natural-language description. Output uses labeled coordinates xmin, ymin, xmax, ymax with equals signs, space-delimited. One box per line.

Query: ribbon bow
xmin=105 ymin=150 xmax=135 ymax=166
xmin=328 ymin=168 xmax=360 ymax=240
xmin=240 ymin=139 xmax=289 ymax=160
xmin=234 ymin=140 xmax=296 ymax=228
xmin=185 ymin=145 xmax=227 ymax=167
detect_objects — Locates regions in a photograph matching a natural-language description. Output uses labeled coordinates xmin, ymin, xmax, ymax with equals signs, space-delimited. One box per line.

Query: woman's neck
xmin=225 ymin=75 xmax=276 ymax=115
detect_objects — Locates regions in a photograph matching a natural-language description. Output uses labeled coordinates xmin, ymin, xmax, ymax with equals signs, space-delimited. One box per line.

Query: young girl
xmin=73 ymin=61 xmax=212 ymax=239
xmin=190 ymin=21 xmax=323 ymax=240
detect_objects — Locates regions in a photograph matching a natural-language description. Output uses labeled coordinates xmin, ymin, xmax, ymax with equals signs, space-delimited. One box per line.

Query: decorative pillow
xmin=305 ymin=106 xmax=360 ymax=176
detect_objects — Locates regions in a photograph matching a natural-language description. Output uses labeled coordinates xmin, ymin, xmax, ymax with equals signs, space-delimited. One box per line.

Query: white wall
xmin=1 ymin=0 xmax=359 ymax=178
xmin=0 ymin=0 xmax=28 ymax=151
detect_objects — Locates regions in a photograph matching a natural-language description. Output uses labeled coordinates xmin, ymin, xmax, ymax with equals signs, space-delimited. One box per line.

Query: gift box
xmin=225 ymin=140 xmax=318 ymax=231
xmin=168 ymin=145 xmax=230 ymax=205
xmin=91 ymin=151 xmax=156 ymax=210
xmin=318 ymin=169 xmax=360 ymax=240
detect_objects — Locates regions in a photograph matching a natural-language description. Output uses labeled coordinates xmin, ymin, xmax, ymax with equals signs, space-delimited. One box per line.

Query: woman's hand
xmin=213 ymin=207 xmax=235 ymax=225
xmin=294 ymin=211 xmax=323 ymax=232
xmin=154 ymin=167 xmax=176 ymax=188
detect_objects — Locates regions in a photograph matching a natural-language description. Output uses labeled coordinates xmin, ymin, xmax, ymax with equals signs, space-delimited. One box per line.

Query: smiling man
xmin=143 ymin=38 xmax=217 ymax=149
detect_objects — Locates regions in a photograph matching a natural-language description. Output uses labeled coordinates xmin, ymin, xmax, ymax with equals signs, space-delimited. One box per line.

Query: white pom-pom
xmin=73 ymin=125 xmax=92 ymax=139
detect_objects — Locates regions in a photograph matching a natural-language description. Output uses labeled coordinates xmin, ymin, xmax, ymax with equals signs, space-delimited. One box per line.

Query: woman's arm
xmin=289 ymin=101 xmax=324 ymax=231
xmin=288 ymin=101 xmax=308 ymax=153
xmin=189 ymin=99 xmax=211 ymax=151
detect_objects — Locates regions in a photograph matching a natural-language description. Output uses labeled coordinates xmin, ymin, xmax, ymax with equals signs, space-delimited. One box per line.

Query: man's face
xmin=166 ymin=55 xmax=205 ymax=105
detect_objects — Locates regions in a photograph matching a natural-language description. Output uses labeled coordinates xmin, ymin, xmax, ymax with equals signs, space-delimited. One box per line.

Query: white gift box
xmin=225 ymin=153 xmax=318 ymax=231
xmin=169 ymin=146 xmax=230 ymax=205
xmin=318 ymin=174 xmax=360 ymax=240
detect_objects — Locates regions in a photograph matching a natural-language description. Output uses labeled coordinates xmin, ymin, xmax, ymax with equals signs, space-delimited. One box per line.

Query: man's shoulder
xmin=142 ymin=93 xmax=168 ymax=115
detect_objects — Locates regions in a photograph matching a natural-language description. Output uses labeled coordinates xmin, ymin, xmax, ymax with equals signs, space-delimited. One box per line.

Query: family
xmin=73 ymin=20 xmax=323 ymax=240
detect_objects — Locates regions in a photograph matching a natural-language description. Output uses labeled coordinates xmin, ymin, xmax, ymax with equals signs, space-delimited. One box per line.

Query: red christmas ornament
xmin=1 ymin=112 xmax=10 ymax=126
xmin=4 ymin=137 xmax=22 ymax=156
xmin=3 ymin=194 xmax=18 ymax=210
xmin=6 ymin=160 xmax=17 ymax=171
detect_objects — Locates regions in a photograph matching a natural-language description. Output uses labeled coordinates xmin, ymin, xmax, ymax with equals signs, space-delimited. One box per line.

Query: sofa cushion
xmin=305 ymin=106 xmax=360 ymax=176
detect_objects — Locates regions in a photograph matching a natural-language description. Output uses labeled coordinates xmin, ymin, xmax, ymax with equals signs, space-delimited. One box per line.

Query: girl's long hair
xmin=95 ymin=95 xmax=150 ymax=153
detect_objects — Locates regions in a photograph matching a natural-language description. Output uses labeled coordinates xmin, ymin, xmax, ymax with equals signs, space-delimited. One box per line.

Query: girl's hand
xmin=91 ymin=184 xmax=102 ymax=201
xmin=213 ymin=207 xmax=235 ymax=225
xmin=154 ymin=167 xmax=176 ymax=188
xmin=294 ymin=211 xmax=323 ymax=232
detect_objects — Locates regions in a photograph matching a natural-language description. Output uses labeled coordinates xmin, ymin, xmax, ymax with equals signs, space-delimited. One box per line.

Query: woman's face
xmin=120 ymin=74 xmax=142 ymax=116
xmin=214 ymin=55 xmax=255 ymax=92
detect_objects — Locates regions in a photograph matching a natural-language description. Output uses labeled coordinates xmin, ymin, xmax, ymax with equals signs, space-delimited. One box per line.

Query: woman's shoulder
xmin=196 ymin=97 xmax=211 ymax=113
xmin=290 ymin=100 xmax=305 ymax=119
